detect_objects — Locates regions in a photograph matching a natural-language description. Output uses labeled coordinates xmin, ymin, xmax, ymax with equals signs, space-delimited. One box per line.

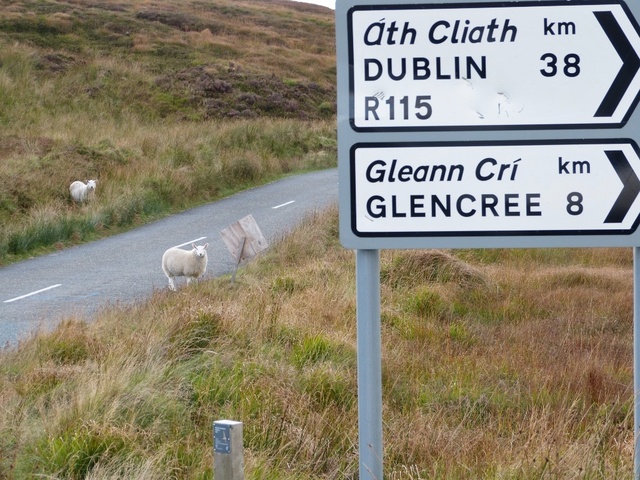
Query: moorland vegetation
xmin=0 ymin=0 xmax=636 ymax=478
xmin=0 ymin=0 xmax=336 ymax=265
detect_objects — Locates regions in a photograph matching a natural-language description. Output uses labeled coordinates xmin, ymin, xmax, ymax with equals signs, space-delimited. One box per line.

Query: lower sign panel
xmin=351 ymin=140 xmax=640 ymax=238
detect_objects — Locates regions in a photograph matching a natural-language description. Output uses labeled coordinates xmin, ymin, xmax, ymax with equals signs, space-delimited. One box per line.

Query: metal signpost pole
xmin=356 ymin=249 xmax=383 ymax=479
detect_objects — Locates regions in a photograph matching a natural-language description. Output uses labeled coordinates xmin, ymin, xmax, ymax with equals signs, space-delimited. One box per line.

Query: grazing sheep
xmin=69 ymin=179 xmax=97 ymax=203
xmin=162 ymin=243 xmax=209 ymax=291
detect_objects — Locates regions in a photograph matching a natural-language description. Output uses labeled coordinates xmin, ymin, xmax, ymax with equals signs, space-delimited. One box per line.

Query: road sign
xmin=349 ymin=1 xmax=640 ymax=130
xmin=351 ymin=140 xmax=640 ymax=236
xmin=338 ymin=2 xmax=640 ymax=479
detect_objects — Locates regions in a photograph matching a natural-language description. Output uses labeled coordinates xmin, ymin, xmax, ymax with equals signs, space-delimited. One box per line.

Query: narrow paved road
xmin=0 ymin=169 xmax=338 ymax=348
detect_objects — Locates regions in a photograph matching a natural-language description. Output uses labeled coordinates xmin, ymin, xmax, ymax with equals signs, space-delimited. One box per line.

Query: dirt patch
xmin=35 ymin=52 xmax=81 ymax=73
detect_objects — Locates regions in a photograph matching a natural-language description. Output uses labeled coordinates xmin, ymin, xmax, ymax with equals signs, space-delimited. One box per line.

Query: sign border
xmin=350 ymin=138 xmax=640 ymax=238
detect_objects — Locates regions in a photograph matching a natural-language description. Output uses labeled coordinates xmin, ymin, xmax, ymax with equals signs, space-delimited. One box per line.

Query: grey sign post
xmin=336 ymin=0 xmax=640 ymax=477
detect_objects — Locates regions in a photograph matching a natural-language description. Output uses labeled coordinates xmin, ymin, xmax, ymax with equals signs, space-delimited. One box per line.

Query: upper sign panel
xmin=348 ymin=1 xmax=640 ymax=131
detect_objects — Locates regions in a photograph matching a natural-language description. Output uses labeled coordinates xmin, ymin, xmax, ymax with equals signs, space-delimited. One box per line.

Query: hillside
xmin=0 ymin=0 xmax=335 ymax=119
xmin=0 ymin=0 xmax=336 ymax=265
xmin=0 ymin=1 xmax=636 ymax=479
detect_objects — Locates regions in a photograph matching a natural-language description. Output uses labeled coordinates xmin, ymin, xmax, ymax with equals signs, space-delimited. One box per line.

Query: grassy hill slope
xmin=0 ymin=0 xmax=336 ymax=265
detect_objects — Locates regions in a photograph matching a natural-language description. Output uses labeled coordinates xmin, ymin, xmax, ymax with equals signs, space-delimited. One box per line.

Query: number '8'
xmin=566 ymin=192 xmax=583 ymax=215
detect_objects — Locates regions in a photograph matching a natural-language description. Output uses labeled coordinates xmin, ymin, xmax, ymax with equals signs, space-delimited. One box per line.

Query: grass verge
xmin=0 ymin=207 xmax=634 ymax=478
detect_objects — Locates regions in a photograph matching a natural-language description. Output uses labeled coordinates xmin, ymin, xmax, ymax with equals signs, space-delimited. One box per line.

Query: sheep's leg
xmin=168 ymin=277 xmax=176 ymax=291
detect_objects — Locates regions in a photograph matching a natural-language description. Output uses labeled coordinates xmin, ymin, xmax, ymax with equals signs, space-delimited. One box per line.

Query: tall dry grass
xmin=0 ymin=113 xmax=336 ymax=263
xmin=0 ymin=207 xmax=634 ymax=478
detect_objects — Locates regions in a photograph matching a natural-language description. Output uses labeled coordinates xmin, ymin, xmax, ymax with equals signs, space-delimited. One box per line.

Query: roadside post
xmin=213 ymin=420 xmax=244 ymax=480
xmin=335 ymin=0 xmax=640 ymax=477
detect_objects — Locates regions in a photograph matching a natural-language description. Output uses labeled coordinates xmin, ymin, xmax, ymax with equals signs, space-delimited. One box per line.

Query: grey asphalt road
xmin=0 ymin=168 xmax=338 ymax=348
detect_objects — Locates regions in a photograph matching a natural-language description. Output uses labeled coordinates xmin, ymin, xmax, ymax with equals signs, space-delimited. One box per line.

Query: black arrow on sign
xmin=594 ymin=11 xmax=640 ymax=118
xmin=604 ymin=150 xmax=640 ymax=223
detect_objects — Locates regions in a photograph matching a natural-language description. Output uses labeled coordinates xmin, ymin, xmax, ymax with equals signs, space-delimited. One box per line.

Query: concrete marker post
xmin=213 ymin=420 xmax=244 ymax=480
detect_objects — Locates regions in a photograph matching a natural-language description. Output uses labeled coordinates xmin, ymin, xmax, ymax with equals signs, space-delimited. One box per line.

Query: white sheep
xmin=162 ymin=243 xmax=209 ymax=291
xmin=69 ymin=179 xmax=97 ymax=203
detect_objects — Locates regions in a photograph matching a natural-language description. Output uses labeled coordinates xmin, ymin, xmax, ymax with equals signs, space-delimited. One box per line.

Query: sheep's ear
xmin=192 ymin=243 xmax=196 ymax=249
xmin=204 ymin=243 xmax=208 ymax=249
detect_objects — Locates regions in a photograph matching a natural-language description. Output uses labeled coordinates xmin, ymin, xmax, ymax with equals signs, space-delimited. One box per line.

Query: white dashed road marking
xmin=4 ymin=284 xmax=62 ymax=303
xmin=174 ymin=237 xmax=207 ymax=249
xmin=273 ymin=200 xmax=295 ymax=209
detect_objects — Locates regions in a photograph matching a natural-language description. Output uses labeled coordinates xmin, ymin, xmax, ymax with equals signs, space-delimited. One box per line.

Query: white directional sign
xmin=351 ymin=140 xmax=640 ymax=236
xmin=349 ymin=1 xmax=640 ymax=130
xmin=340 ymin=3 xmax=640 ymax=478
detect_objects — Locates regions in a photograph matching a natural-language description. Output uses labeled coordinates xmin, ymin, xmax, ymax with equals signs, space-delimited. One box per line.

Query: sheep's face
xmin=86 ymin=180 xmax=97 ymax=191
xmin=192 ymin=243 xmax=208 ymax=258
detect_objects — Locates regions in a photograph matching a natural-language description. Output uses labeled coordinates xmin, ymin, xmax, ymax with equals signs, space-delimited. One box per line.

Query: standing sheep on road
xmin=162 ymin=243 xmax=209 ymax=291
xmin=69 ymin=179 xmax=97 ymax=203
